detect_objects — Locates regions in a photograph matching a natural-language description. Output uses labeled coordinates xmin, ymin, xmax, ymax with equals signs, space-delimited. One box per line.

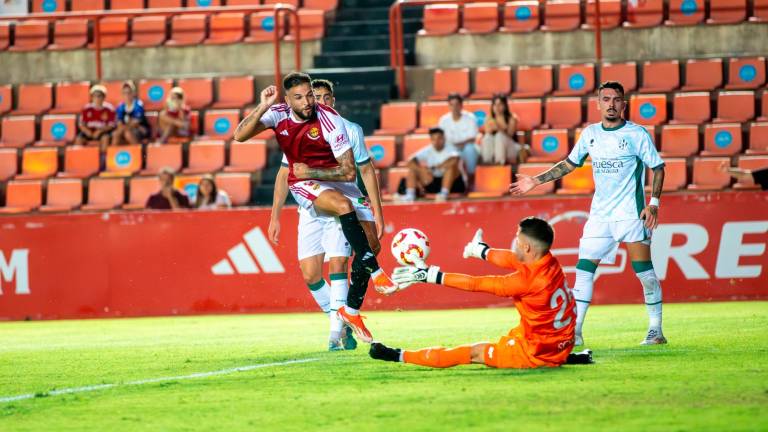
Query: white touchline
xmin=0 ymin=358 xmax=319 ymax=404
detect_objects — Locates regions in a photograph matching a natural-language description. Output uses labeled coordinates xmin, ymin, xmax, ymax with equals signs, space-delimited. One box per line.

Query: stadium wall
xmin=0 ymin=191 xmax=766 ymax=321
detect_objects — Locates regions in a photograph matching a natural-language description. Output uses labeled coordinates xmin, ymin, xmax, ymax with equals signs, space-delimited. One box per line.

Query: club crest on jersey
xmin=618 ymin=138 xmax=629 ymax=150
xmin=307 ymin=127 xmax=320 ymax=140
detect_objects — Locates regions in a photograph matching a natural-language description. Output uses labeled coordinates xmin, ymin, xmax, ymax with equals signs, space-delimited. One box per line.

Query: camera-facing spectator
xmin=112 ymin=81 xmax=151 ymax=146
xmin=480 ymin=94 xmax=529 ymax=166
xmin=146 ymin=167 xmax=191 ymax=210
xmin=195 ymin=175 xmax=232 ymax=210
xmin=75 ymin=85 xmax=116 ymax=151
xmin=438 ymin=93 xmax=479 ymax=176
xmin=398 ymin=127 xmax=466 ymax=203
xmin=158 ymin=87 xmax=191 ymax=144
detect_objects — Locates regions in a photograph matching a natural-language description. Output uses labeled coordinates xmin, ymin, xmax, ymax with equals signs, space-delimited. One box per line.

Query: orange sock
xmin=402 ymin=346 xmax=472 ymax=368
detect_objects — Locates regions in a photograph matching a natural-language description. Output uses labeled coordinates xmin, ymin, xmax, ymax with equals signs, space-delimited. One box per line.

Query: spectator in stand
xmin=398 ymin=127 xmax=466 ymax=202
xmin=480 ymin=94 xmax=529 ymax=166
xmin=438 ymin=93 xmax=479 ymax=177
xmin=146 ymin=167 xmax=191 ymax=210
xmin=158 ymin=87 xmax=191 ymax=144
xmin=720 ymin=162 xmax=768 ymax=190
xmin=195 ymin=175 xmax=232 ymax=209
xmin=75 ymin=84 xmax=116 ymax=150
xmin=112 ymin=81 xmax=151 ymax=146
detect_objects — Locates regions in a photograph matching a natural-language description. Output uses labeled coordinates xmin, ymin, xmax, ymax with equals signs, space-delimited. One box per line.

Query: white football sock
xmin=307 ymin=279 xmax=331 ymax=314
xmin=573 ymin=262 xmax=597 ymax=336
xmin=405 ymin=188 xmax=416 ymax=200
xmin=635 ymin=267 xmax=663 ymax=330
xmin=329 ymin=273 xmax=348 ymax=341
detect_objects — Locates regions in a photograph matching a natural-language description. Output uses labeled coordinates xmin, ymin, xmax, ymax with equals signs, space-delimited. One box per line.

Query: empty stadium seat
xmin=292 ymin=9 xmax=325 ymax=41
xmin=501 ymin=0 xmax=540 ymax=32
xmin=364 ymin=136 xmax=396 ymax=169
xmin=583 ymin=96 xmax=601 ymax=125
xmin=714 ymin=91 xmax=755 ymax=123
xmin=32 ymin=0 xmax=64 ymax=12
xmin=101 ymin=80 xmax=125 ymax=107
xmin=471 ymin=67 xmax=512 ymax=99
xmin=0 ymin=116 xmax=36 ymax=148
xmin=0 ymin=23 xmax=9 ymax=51
xmin=688 ymin=157 xmax=731 ymax=190
xmin=419 ymin=4 xmax=460 ymax=35
xmin=752 ymin=0 xmax=768 ymax=21
xmin=726 ymin=57 xmax=766 ymax=89
xmin=652 ymin=158 xmax=687 ymax=191
xmin=509 ymin=98 xmax=543 ymax=131
xmin=303 ymin=0 xmax=338 ymax=10
xmin=246 ymin=12 xmax=288 ymax=43
xmin=0 ymin=149 xmax=18 ymax=181
xmin=184 ymin=140 xmax=226 ymax=174
xmin=624 ymin=0 xmax=663 ymax=28
xmin=0 ymin=181 xmax=43 ymax=213
xmin=177 ymin=78 xmax=213 ymax=110
xmin=759 ymin=89 xmax=768 ymax=121
xmin=402 ymin=134 xmax=431 ymax=161
xmin=71 ymin=0 xmax=105 ymax=11
xmin=468 ymin=165 xmax=511 ymax=198
xmin=167 ymin=14 xmax=207 ymax=47
xmin=82 ymin=178 xmax=125 ymax=211
xmin=418 ymin=102 xmax=451 ymax=131
xmin=708 ymin=0 xmax=747 ymax=24
xmin=584 ymin=0 xmax=621 ymax=29
xmin=639 ymin=60 xmax=680 ymax=93
xmin=206 ymin=13 xmax=246 ymax=45
xmin=555 ymin=64 xmax=595 ymax=96
xmin=545 ymin=97 xmax=582 ymax=129
xmin=702 ymin=123 xmax=743 ymax=156
xmin=660 ymin=124 xmax=700 ymax=157
xmin=461 ymin=2 xmax=500 ymax=34
xmin=215 ymin=173 xmax=251 ymax=205
xmin=50 ymin=81 xmax=90 ymax=114
xmin=37 ymin=114 xmax=77 ymax=146
xmin=529 ymin=129 xmax=568 ymax=162
xmin=682 ymin=58 xmax=724 ymax=91
xmin=127 ymin=16 xmax=167 ymax=48
xmin=94 ymin=17 xmax=129 ymax=49
xmin=123 ymin=176 xmax=159 ymax=210
xmin=667 ymin=0 xmax=705 ymax=25
xmin=557 ymin=163 xmax=594 ymax=194
xmin=110 ymin=0 xmax=143 ymax=9
xmin=103 ymin=145 xmax=142 ymax=177
xmin=225 ymin=140 xmax=266 ymax=172
xmin=13 ymin=83 xmax=53 ymax=116
xmin=630 ymin=94 xmax=667 ymax=126
xmin=430 ymin=68 xmax=470 ymax=100
xmin=463 ymin=101 xmax=491 ymax=127
xmin=385 ymin=167 xmax=409 ymax=196
xmin=0 ymin=85 xmax=11 ymax=115
xmin=542 ymin=0 xmax=581 ymax=31
xmin=140 ymin=144 xmax=182 ymax=175
xmin=139 ymin=79 xmax=173 ymax=111
xmin=263 ymin=0 xmax=298 ymax=5
xmin=512 ymin=65 xmax=553 ymax=98
xmin=9 ymin=20 xmax=49 ymax=52
xmin=212 ymin=76 xmax=253 ymax=109
xmin=733 ymin=155 xmax=768 ymax=188
xmin=203 ymin=110 xmax=239 ymax=139
xmin=671 ymin=92 xmax=711 ymax=125
xmin=48 ymin=19 xmax=89 ymax=51
xmin=375 ymin=102 xmax=418 ymax=136
xmin=514 ymin=163 xmax=555 ymax=194
xmin=59 ymin=145 xmax=99 ymax=178
xmin=189 ymin=0 xmax=221 ymax=6
xmin=147 ymin=0 xmax=180 ymax=7
xmin=17 ymin=147 xmax=58 ymax=180
xmin=599 ymin=62 xmax=638 ymax=93
xmin=39 ymin=179 xmax=83 ymax=212
xmin=747 ymin=122 xmax=768 ymax=154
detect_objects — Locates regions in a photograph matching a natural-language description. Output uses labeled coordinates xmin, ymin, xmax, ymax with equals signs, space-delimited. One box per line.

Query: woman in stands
xmin=195 ymin=175 xmax=232 ymax=210
xmin=480 ymin=94 xmax=529 ymax=166
xmin=112 ymin=81 xmax=151 ymax=146
xmin=158 ymin=87 xmax=191 ymax=144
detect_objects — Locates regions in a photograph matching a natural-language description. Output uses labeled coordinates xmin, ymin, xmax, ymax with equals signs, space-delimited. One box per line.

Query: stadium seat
xmin=430 ymin=68 xmax=470 ymax=100
xmin=13 ymin=83 xmax=53 ymax=116
xmin=682 ymin=58 xmax=723 ymax=91
xmin=48 ymin=19 xmax=89 ymax=51
xmin=0 ymin=116 xmax=36 ymax=148
xmin=0 ymin=180 xmax=43 ymax=213
xmin=70 ymin=0 xmax=105 ymax=11
xmin=39 ymin=179 xmax=83 ymax=212
xmin=468 ymin=165 xmax=511 ymax=198
xmin=189 ymin=0 xmax=221 ymax=6
xmin=226 ymin=0 xmax=262 ymax=5
xmin=212 ymin=76 xmax=253 ymax=109
xmin=752 ymin=0 xmax=768 ymax=21
xmin=126 ymin=16 xmax=167 ymax=48
xmin=215 ymin=173 xmax=251 ymax=205
xmin=541 ymin=0 xmax=581 ymax=32
xmin=82 ymin=177 xmax=125 ymax=211
xmin=303 ymin=0 xmax=338 ymax=10
xmin=203 ymin=110 xmax=239 ymax=139
xmin=17 ymin=147 xmax=58 ymax=180
xmin=515 ymin=163 xmax=555 ymax=194
xmin=9 ymin=20 xmax=50 ymax=52
xmin=707 ymin=0 xmax=747 ymax=24
xmin=725 ymin=57 xmax=766 ymax=89
xmin=167 ymin=14 xmax=207 ymax=47
xmin=375 ymin=102 xmax=418 ymax=136
xmin=509 ymin=98 xmax=543 ymax=131
xmin=110 ymin=0 xmax=142 ymax=9
xmin=670 ymin=92 xmax=711 ymax=125
xmin=501 ymin=1 xmax=540 ymax=32
xmin=384 ymin=167 xmax=409 ymax=196
xmin=747 ymin=122 xmax=768 ymax=154
xmin=545 ymin=97 xmax=582 ymax=129
xmin=584 ymin=0 xmax=621 ymax=30
xmin=529 ymin=129 xmax=568 ymax=162
xmin=140 ymin=144 xmax=182 ymax=176
xmin=225 ymin=140 xmax=266 ymax=172
xmin=667 ymin=0 xmax=705 ymax=25
xmin=0 ymin=149 xmax=18 ymax=181
xmin=0 ymin=85 xmax=11 ymax=115
xmin=290 ymin=9 xmax=325 ymax=41
xmin=732 ymin=155 xmax=768 ymax=188
xmin=702 ymin=123 xmax=743 ymax=156
xmin=652 ymin=158 xmax=687 ymax=191
xmin=660 ymin=124 xmax=700 ymax=157
xmin=102 ymin=145 xmax=142 ymax=177
xmin=463 ymin=101 xmax=491 ymax=128
xmin=364 ymin=136 xmax=396 ymax=169
xmin=624 ymin=0 xmax=663 ymax=28
xmin=639 ymin=60 xmax=680 ymax=93
xmin=629 ymin=94 xmax=667 ymax=126
xmin=139 ymin=79 xmax=173 ymax=111
xmin=245 ymin=12 xmax=287 ymax=43
xmin=759 ymin=89 xmax=768 ymax=121
xmin=32 ymin=0 xmax=64 ymax=12
xmin=0 ymin=23 xmax=9 ymax=51
xmin=184 ymin=140 xmax=226 ymax=174
xmin=37 ymin=114 xmax=77 ymax=146
xmin=688 ymin=157 xmax=731 ymax=190
xmin=471 ymin=67 xmax=512 ymax=100
xmin=512 ymin=65 xmax=553 ymax=98
xmin=177 ymin=78 xmax=213 ymax=110
xmin=419 ymin=4 xmax=460 ymax=35
xmin=94 ymin=17 xmax=129 ymax=49
xmin=418 ymin=102 xmax=451 ymax=131
xmin=402 ymin=134 xmax=431 ymax=161
xmin=263 ymin=0 xmax=298 ymax=5
xmin=123 ymin=176 xmax=159 ymax=210
xmin=147 ymin=0 xmax=180 ymax=7
xmin=583 ymin=96 xmax=600 ymax=125
xmin=206 ymin=13 xmax=246 ymax=45
xmin=59 ymin=145 xmax=99 ymax=178
xmin=100 ymin=80 xmax=126 ymax=107
xmin=50 ymin=81 xmax=90 ymax=114
xmin=557 ymin=163 xmax=594 ymax=195
xmin=554 ymin=64 xmax=595 ymax=96
xmin=599 ymin=62 xmax=638 ymax=93
xmin=714 ymin=91 xmax=755 ymax=123
xmin=461 ymin=2 xmax=500 ymax=34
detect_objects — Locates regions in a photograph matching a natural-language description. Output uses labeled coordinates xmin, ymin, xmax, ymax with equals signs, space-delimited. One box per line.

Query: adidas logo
xmin=280 ymin=130 xmax=289 ymax=136
xmin=211 ymin=227 xmax=285 ymax=275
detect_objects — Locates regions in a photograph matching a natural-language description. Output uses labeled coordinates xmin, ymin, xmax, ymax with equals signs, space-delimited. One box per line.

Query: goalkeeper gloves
xmin=462 ymin=228 xmax=490 ymax=260
xmin=386 ymin=259 xmax=443 ymax=294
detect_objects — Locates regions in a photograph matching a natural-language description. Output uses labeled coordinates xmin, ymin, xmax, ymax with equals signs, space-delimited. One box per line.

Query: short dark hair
xmin=519 ymin=217 xmax=554 ymax=250
xmin=428 ymin=127 xmax=444 ymax=136
xmin=447 ymin=93 xmax=463 ymax=104
xmin=283 ymin=72 xmax=312 ymax=91
xmin=311 ymin=79 xmax=334 ymax=95
xmin=598 ymin=81 xmax=625 ymax=98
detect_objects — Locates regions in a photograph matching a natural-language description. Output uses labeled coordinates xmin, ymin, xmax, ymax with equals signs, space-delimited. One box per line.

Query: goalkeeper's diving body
xmin=371 ymin=217 xmax=591 ymax=369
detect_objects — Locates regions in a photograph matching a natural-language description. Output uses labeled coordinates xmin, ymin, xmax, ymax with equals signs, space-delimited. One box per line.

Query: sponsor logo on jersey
xmin=280 ymin=130 xmax=289 ymax=136
xmin=593 ymin=159 xmax=626 ymax=174
xmin=307 ymin=127 xmax=320 ymax=140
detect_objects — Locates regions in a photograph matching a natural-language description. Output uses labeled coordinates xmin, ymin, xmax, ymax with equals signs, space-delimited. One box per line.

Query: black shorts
xmin=78 ymin=130 xmax=112 ymax=140
xmin=398 ymin=175 xmax=466 ymax=195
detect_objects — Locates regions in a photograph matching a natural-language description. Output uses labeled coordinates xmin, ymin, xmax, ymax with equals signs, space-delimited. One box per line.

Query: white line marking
xmin=0 ymin=358 xmax=318 ymax=404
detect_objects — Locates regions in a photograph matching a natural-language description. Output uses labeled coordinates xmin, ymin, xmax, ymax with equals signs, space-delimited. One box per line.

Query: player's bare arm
xmin=510 ymin=159 xmax=577 ymax=195
xmin=359 ymin=161 xmax=385 ymax=239
xmin=268 ymin=166 xmax=290 ymax=244
xmin=233 ymin=85 xmax=278 ymax=142
xmin=293 ymin=149 xmax=356 ymax=182
xmin=640 ymin=165 xmax=665 ymax=230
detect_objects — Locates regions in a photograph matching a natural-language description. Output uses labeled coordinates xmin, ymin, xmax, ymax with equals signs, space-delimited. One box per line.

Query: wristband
xmin=649 ymin=197 xmax=660 ymax=207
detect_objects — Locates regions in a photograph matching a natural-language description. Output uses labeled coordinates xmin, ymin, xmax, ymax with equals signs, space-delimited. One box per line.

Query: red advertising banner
xmin=0 ymin=191 xmax=766 ymax=321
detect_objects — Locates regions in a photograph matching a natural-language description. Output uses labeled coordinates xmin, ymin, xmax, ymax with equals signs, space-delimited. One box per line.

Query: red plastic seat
xmin=682 ymin=58 xmax=723 ymax=91
xmin=375 ymin=102 xmax=418 ymax=136
xmin=38 ymin=114 xmax=77 ymax=146
xmin=94 ymin=17 xmax=129 ymax=49
xmin=203 ymin=110 xmax=239 ymax=139
xmin=245 ymin=12 xmax=287 ymax=43
xmin=206 ymin=13 xmax=246 ymax=45
xmin=303 ymin=0 xmax=338 ymax=10
xmin=139 ymin=79 xmax=174 ymax=111
xmin=555 ymin=64 xmax=595 ymax=96
xmin=48 ymin=19 xmax=89 ymax=51
xmin=671 ymin=92 xmax=711 ymax=125
xmin=529 ymin=129 xmax=568 ymax=162
xmin=660 ymin=124 xmax=700 ymax=157
xmin=516 ymin=163 xmax=555 ymax=194
xmin=0 ymin=85 xmax=10 ymax=115
xmin=364 ymin=136 xmax=396 ymax=169
xmin=110 ymin=0 xmax=143 ymax=9
xmin=215 ymin=173 xmax=251 ymax=205
xmin=50 ymin=81 xmax=90 ymax=114
xmin=501 ymin=1 xmax=540 ymax=32
xmin=263 ymin=0 xmax=298 ymax=5
xmin=624 ymin=0 xmax=663 ymax=28
xmin=177 ymin=78 xmax=213 ymax=110
xmin=123 ymin=176 xmax=159 ymax=210
xmin=213 ymin=76 xmax=253 ymax=109
xmin=509 ymin=98 xmax=543 ymax=131
xmin=59 ymin=145 xmax=99 ymax=178
xmin=184 ymin=140 xmax=226 ymax=174
xmin=734 ymin=155 xmax=768 ymax=188
xmin=0 ymin=181 xmax=43 ymax=213
xmin=545 ymin=97 xmax=582 ymax=129
xmin=82 ymin=177 xmax=125 ymax=211
xmin=40 ymin=179 xmax=83 ymax=212
xmin=402 ymin=134 xmax=431 ymax=161
xmin=630 ymin=94 xmax=667 ymax=126
xmin=512 ymin=65 xmax=553 ymax=98
xmin=126 ymin=16 xmax=167 ymax=48
xmin=714 ymin=91 xmax=755 ymax=123
xmin=688 ymin=157 xmax=731 ymax=190
xmin=384 ymin=167 xmax=408 ymax=196
xmin=654 ymin=158 xmax=687 ymax=191
xmin=0 ymin=149 xmax=18 ymax=181
xmin=584 ymin=0 xmax=621 ymax=30
xmin=147 ymin=0 xmax=180 ymax=7
xmin=167 ymin=14 xmax=206 ymax=47
xmin=102 ymin=145 xmax=142 ymax=177
xmin=557 ymin=163 xmax=594 ymax=195
xmin=639 ymin=60 xmax=680 ymax=93
xmin=419 ymin=4 xmax=460 ymax=35
xmin=17 ymin=147 xmax=58 ymax=180
xmin=469 ymin=165 xmax=512 ymax=198
xmin=225 ymin=140 xmax=267 ymax=172
xmin=189 ymin=0 xmax=221 ymax=5
xmin=583 ymin=96 xmax=601 ymax=125
xmin=461 ymin=2 xmax=500 ymax=34
xmin=430 ymin=68 xmax=470 ymax=100
xmin=542 ymin=0 xmax=581 ymax=32
xmin=759 ymin=89 xmax=768 ymax=121
xmin=32 ymin=0 xmax=64 ymax=12
xmin=463 ymin=100 xmax=491 ymax=129
xmin=0 ymin=23 xmax=9 ymax=51
xmin=747 ymin=122 xmax=768 ymax=154
xmin=725 ymin=57 xmax=766 ymax=90
xmin=707 ymin=0 xmax=747 ymax=24
xmin=101 ymin=81 xmax=125 ymax=107
xmin=701 ymin=123 xmax=743 ymax=156
xmin=71 ymin=0 xmax=105 ymax=10
xmin=1 ymin=116 xmax=36 ymax=148
xmin=418 ymin=102 xmax=451 ymax=131
xmin=752 ymin=0 xmax=768 ymax=21
xmin=292 ymin=9 xmax=325 ymax=41
xmin=9 ymin=20 xmax=50 ymax=52
xmin=140 ymin=144 xmax=182 ymax=175
xmin=471 ymin=66 xmax=512 ymax=99
xmin=599 ymin=62 xmax=637 ymax=93
xmin=667 ymin=0 xmax=705 ymax=25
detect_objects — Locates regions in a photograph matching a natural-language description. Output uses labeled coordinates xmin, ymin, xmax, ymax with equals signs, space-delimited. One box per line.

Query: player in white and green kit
xmin=511 ymin=81 xmax=667 ymax=346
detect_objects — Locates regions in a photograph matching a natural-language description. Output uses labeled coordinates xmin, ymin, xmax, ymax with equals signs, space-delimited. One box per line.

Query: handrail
xmin=0 ymin=4 xmax=301 ymax=92
xmin=388 ymin=0 xmax=603 ymax=99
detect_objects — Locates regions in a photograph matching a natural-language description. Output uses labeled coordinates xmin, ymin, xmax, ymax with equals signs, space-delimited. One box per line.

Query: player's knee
xmin=470 ymin=344 xmax=487 ymax=363
xmin=328 ymin=258 xmax=348 ymax=274
xmin=334 ymin=197 xmax=354 ymax=214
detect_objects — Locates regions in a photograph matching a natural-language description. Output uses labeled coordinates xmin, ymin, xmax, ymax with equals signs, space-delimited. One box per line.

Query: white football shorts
xmin=578 ymin=218 xmax=651 ymax=264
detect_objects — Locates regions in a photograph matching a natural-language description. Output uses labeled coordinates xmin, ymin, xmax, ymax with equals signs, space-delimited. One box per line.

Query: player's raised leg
xmin=573 ymin=258 xmax=599 ymax=346
xmin=626 ymin=241 xmax=666 ymax=345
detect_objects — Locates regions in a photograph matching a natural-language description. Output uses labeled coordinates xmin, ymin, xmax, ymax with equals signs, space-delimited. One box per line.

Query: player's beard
xmin=293 ymin=104 xmax=315 ymax=121
xmin=605 ymin=109 xmax=619 ymax=121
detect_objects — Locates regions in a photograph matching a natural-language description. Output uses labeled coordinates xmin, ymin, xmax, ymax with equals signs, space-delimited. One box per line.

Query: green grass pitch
xmin=1 ymin=302 xmax=767 ymax=431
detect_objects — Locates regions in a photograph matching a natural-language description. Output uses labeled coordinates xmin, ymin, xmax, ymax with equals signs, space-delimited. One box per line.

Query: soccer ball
xmin=391 ymin=228 xmax=431 ymax=266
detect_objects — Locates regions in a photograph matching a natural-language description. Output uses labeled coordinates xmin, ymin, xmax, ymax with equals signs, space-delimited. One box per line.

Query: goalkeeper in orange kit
xmin=370 ymin=217 xmax=592 ymax=369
